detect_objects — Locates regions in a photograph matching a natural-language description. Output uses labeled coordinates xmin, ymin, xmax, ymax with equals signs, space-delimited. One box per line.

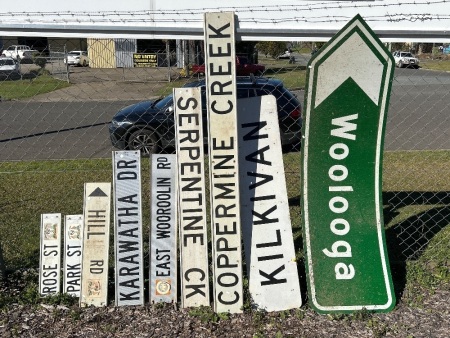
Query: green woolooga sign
xmin=301 ymin=15 xmax=396 ymax=313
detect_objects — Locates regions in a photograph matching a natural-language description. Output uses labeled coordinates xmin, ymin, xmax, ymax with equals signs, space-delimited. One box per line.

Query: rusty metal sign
xmin=39 ymin=213 xmax=62 ymax=296
xmin=80 ymin=183 xmax=111 ymax=307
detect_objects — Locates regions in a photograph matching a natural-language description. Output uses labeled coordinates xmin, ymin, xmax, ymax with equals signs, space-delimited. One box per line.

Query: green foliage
xmin=19 ymin=283 xmax=41 ymax=305
xmin=188 ymin=305 xmax=220 ymax=323
xmin=33 ymin=56 xmax=47 ymax=69
xmin=70 ymin=307 xmax=83 ymax=321
xmin=42 ymin=292 xmax=78 ymax=306
xmin=256 ymin=41 xmax=286 ymax=59
xmin=432 ymin=47 xmax=440 ymax=58
xmin=351 ymin=307 xmax=373 ymax=321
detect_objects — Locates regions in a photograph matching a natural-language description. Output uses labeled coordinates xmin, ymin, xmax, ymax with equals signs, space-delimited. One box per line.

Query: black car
xmin=109 ymin=77 xmax=302 ymax=155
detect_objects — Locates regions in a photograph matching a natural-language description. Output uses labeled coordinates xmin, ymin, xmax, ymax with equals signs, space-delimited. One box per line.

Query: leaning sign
xmin=113 ymin=151 xmax=144 ymax=306
xmin=238 ymin=95 xmax=302 ymax=312
xmin=80 ymin=183 xmax=111 ymax=307
xmin=150 ymin=154 xmax=178 ymax=303
xmin=204 ymin=12 xmax=244 ymax=313
xmin=302 ymin=15 xmax=395 ymax=313
xmin=174 ymin=87 xmax=210 ymax=308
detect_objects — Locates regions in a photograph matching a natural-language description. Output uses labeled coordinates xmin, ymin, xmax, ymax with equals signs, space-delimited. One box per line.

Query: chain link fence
xmin=0 ymin=35 xmax=449 ymax=288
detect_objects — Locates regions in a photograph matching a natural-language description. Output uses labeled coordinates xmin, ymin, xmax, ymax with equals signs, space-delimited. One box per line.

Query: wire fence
xmin=0 ymin=35 xmax=449 ymax=284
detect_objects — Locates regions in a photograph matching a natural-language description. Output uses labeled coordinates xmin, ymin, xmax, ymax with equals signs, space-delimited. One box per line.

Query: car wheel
xmin=82 ymin=60 xmax=87 ymax=67
xmin=128 ymin=129 xmax=161 ymax=156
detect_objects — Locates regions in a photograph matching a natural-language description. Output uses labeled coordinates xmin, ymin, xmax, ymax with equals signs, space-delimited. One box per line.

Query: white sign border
xmin=303 ymin=16 xmax=394 ymax=312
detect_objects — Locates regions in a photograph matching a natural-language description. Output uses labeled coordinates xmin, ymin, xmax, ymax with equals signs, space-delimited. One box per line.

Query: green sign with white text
xmin=301 ymin=15 xmax=396 ymax=313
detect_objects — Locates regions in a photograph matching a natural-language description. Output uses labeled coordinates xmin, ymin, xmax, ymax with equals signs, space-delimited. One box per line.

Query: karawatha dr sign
xmin=301 ymin=15 xmax=396 ymax=313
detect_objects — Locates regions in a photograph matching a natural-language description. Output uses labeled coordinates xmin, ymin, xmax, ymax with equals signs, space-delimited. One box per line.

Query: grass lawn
xmin=0 ymin=74 xmax=70 ymax=100
xmin=419 ymin=59 xmax=450 ymax=72
xmin=0 ymin=150 xmax=448 ymax=308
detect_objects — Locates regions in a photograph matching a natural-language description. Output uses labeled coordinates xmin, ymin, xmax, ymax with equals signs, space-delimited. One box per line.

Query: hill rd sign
xmin=301 ymin=15 xmax=396 ymax=313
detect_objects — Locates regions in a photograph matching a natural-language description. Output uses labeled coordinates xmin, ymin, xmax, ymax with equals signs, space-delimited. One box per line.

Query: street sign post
xmin=238 ymin=95 xmax=302 ymax=312
xmin=150 ymin=154 xmax=178 ymax=303
xmin=39 ymin=213 xmax=62 ymax=296
xmin=302 ymin=15 xmax=396 ymax=313
xmin=204 ymin=11 xmax=244 ymax=313
xmin=113 ymin=151 xmax=144 ymax=306
xmin=64 ymin=214 xmax=83 ymax=297
xmin=174 ymin=87 xmax=210 ymax=308
xmin=80 ymin=183 xmax=111 ymax=307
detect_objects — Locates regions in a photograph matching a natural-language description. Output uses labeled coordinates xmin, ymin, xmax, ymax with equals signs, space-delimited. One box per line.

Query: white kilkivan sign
xmin=204 ymin=11 xmax=243 ymax=313
xmin=150 ymin=154 xmax=178 ymax=303
xmin=174 ymin=87 xmax=210 ymax=308
xmin=238 ymin=95 xmax=302 ymax=311
xmin=39 ymin=213 xmax=62 ymax=296
xmin=80 ymin=183 xmax=111 ymax=307
xmin=64 ymin=214 xmax=83 ymax=297
xmin=113 ymin=151 xmax=144 ymax=306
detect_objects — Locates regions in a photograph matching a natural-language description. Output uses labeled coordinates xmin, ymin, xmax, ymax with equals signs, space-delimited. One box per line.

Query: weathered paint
xmin=238 ymin=95 xmax=302 ymax=312
xmin=39 ymin=213 xmax=62 ymax=296
xmin=113 ymin=151 xmax=144 ymax=306
xmin=80 ymin=183 xmax=111 ymax=307
xmin=302 ymin=15 xmax=396 ymax=313
xmin=64 ymin=214 xmax=83 ymax=297
xmin=174 ymin=87 xmax=210 ymax=308
xmin=204 ymin=11 xmax=244 ymax=314
xmin=150 ymin=154 xmax=178 ymax=303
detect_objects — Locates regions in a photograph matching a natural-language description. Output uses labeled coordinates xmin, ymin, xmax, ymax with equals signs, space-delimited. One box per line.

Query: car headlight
xmin=111 ymin=120 xmax=131 ymax=127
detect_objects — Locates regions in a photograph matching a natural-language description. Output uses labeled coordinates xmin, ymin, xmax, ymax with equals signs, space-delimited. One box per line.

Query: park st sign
xmin=302 ymin=15 xmax=396 ymax=313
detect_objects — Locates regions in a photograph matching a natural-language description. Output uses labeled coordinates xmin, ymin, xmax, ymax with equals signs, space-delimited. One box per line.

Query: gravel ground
xmin=1 ymin=271 xmax=449 ymax=338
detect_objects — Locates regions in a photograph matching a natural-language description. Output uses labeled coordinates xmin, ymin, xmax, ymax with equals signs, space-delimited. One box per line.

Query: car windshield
xmin=401 ymin=52 xmax=413 ymax=57
xmin=68 ymin=52 xmax=81 ymax=56
xmin=154 ymin=94 xmax=174 ymax=110
xmin=0 ymin=59 xmax=14 ymax=66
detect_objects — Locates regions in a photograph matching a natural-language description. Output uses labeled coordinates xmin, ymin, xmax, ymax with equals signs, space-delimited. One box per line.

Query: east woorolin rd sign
xmin=302 ymin=15 xmax=396 ymax=313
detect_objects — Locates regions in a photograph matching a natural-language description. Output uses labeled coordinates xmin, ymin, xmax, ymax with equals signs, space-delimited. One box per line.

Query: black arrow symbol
xmin=89 ymin=187 xmax=108 ymax=197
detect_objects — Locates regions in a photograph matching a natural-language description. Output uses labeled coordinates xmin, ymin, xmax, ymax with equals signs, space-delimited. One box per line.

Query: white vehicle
xmin=0 ymin=56 xmax=20 ymax=78
xmin=65 ymin=51 xmax=89 ymax=67
xmin=393 ymin=51 xmax=420 ymax=68
xmin=1 ymin=45 xmax=37 ymax=60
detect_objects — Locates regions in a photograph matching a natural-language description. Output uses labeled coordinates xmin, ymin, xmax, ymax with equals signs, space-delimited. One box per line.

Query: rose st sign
xmin=301 ymin=15 xmax=396 ymax=313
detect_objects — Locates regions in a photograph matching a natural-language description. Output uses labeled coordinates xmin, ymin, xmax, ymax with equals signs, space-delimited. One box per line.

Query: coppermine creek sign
xmin=301 ymin=15 xmax=396 ymax=313
xmin=204 ymin=11 xmax=244 ymax=314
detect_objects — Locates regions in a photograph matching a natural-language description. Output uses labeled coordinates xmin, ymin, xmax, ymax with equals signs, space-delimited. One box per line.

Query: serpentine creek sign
xmin=301 ymin=15 xmax=396 ymax=313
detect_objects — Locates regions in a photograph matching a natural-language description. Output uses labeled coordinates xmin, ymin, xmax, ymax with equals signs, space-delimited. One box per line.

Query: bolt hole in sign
xmin=301 ymin=15 xmax=396 ymax=313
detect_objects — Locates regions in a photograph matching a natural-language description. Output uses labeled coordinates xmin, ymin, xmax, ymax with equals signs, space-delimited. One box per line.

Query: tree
xmin=255 ymin=41 xmax=286 ymax=59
